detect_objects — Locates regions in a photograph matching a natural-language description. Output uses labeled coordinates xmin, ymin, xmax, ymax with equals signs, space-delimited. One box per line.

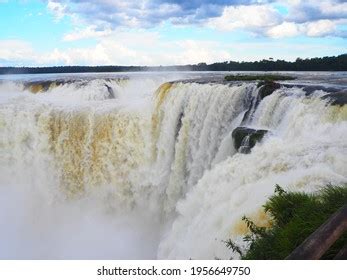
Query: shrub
xmin=225 ymin=184 xmax=347 ymax=259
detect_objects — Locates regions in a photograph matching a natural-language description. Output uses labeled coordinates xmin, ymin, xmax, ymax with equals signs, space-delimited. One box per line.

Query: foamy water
xmin=0 ymin=72 xmax=346 ymax=259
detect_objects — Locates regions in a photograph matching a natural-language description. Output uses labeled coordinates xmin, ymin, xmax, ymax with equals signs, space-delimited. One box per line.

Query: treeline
xmin=195 ymin=54 xmax=347 ymax=71
xmin=1 ymin=54 xmax=346 ymax=74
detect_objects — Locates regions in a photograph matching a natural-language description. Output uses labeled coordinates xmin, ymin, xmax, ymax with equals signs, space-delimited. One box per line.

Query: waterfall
xmin=0 ymin=74 xmax=346 ymax=259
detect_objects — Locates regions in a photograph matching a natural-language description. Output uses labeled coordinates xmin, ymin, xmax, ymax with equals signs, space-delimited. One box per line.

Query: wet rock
xmin=175 ymin=111 xmax=184 ymax=139
xmin=104 ymin=84 xmax=116 ymax=99
xmin=322 ymin=91 xmax=347 ymax=106
xmin=302 ymin=86 xmax=340 ymax=96
xmin=257 ymin=81 xmax=281 ymax=100
xmin=232 ymin=127 xmax=268 ymax=154
xmin=24 ymin=80 xmax=66 ymax=93
xmin=279 ymin=84 xmax=342 ymax=97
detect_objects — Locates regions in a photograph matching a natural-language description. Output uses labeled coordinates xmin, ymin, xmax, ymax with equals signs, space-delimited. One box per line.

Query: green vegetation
xmin=224 ymin=74 xmax=296 ymax=82
xmin=225 ymin=184 xmax=347 ymax=259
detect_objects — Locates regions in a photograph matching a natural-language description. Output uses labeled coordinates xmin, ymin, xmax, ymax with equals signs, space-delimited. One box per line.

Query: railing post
xmin=286 ymin=204 xmax=347 ymax=260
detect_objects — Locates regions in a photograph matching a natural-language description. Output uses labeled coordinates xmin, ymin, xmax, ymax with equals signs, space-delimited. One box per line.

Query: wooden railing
xmin=286 ymin=204 xmax=347 ymax=260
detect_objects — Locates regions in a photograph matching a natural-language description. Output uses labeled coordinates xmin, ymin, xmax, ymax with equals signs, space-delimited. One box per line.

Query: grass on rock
xmin=224 ymin=74 xmax=296 ymax=82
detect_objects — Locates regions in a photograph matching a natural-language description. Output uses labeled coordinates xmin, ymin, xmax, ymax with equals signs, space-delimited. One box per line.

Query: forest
xmin=0 ymin=54 xmax=346 ymax=74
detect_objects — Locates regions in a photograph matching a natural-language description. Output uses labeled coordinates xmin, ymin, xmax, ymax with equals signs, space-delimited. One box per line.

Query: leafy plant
xmin=225 ymin=184 xmax=347 ymax=259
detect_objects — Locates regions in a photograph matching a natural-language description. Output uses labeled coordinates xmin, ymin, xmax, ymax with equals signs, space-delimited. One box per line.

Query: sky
xmin=0 ymin=0 xmax=346 ymax=66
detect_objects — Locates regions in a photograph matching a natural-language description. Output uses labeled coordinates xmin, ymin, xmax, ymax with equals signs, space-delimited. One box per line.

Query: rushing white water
xmin=0 ymin=72 xmax=346 ymax=259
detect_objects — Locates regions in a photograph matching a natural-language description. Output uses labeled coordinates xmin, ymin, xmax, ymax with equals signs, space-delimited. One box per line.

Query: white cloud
xmin=63 ymin=26 xmax=113 ymax=41
xmin=44 ymin=0 xmax=347 ymax=39
xmin=1 ymin=1 xmax=346 ymax=68
xmin=266 ymin=19 xmax=338 ymax=38
xmin=0 ymin=31 xmax=233 ymax=66
xmin=266 ymin=21 xmax=302 ymax=38
xmin=306 ymin=20 xmax=336 ymax=37
xmin=0 ymin=40 xmax=35 ymax=63
xmin=51 ymin=37 xmax=231 ymax=66
xmin=284 ymin=0 xmax=347 ymax=23
xmin=47 ymin=0 xmax=67 ymax=22
xmin=320 ymin=0 xmax=347 ymax=17
xmin=207 ymin=5 xmax=281 ymax=32
xmin=1 ymin=33 xmax=345 ymax=67
xmin=171 ymin=40 xmax=232 ymax=64
xmin=207 ymin=1 xmax=346 ymax=38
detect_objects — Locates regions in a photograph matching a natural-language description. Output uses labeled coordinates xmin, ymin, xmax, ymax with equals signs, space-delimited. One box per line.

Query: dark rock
xmin=278 ymin=84 xmax=342 ymax=97
xmin=322 ymin=91 xmax=347 ymax=106
xmin=175 ymin=111 xmax=184 ymax=139
xmin=302 ymin=86 xmax=340 ymax=96
xmin=232 ymin=127 xmax=268 ymax=154
xmin=257 ymin=81 xmax=281 ymax=100
xmin=104 ymin=84 xmax=116 ymax=99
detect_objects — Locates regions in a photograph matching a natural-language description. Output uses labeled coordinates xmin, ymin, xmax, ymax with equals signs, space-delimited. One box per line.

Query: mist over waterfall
xmin=0 ymin=72 xmax=346 ymax=259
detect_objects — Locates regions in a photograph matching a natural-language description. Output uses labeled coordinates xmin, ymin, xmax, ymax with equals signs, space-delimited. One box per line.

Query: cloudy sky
xmin=0 ymin=0 xmax=346 ymax=66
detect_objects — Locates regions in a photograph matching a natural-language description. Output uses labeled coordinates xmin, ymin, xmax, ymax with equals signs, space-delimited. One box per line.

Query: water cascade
xmin=0 ymin=74 xmax=346 ymax=259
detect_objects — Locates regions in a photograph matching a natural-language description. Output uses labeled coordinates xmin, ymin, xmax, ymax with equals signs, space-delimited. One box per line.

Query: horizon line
xmin=1 ymin=53 xmax=346 ymax=69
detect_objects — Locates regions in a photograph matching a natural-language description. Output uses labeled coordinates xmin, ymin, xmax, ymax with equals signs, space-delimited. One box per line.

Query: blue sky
xmin=0 ymin=0 xmax=346 ymax=66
